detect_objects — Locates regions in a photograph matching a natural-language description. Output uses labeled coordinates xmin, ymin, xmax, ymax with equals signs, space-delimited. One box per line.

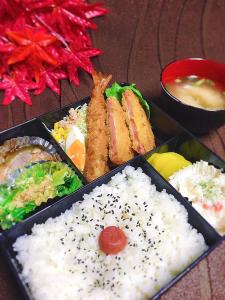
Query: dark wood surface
xmin=0 ymin=1 xmax=225 ymax=299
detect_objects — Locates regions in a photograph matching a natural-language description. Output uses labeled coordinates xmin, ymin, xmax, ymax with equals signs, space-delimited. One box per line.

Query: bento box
xmin=0 ymin=83 xmax=224 ymax=300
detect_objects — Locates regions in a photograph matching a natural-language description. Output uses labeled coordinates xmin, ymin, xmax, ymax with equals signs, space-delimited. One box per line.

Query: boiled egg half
xmin=66 ymin=126 xmax=86 ymax=172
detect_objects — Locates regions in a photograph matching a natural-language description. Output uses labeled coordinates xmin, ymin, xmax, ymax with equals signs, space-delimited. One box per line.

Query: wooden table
xmin=0 ymin=1 xmax=225 ymax=299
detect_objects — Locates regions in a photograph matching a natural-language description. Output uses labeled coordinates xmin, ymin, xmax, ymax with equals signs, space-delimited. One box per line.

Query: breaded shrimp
xmin=107 ymin=97 xmax=134 ymax=165
xmin=84 ymin=71 xmax=112 ymax=182
xmin=122 ymin=90 xmax=155 ymax=154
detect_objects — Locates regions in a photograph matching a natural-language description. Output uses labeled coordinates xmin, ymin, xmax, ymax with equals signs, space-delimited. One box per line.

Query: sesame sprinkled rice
xmin=13 ymin=166 xmax=207 ymax=300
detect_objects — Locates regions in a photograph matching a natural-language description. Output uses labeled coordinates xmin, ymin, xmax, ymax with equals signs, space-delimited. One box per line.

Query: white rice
xmin=13 ymin=166 xmax=207 ymax=300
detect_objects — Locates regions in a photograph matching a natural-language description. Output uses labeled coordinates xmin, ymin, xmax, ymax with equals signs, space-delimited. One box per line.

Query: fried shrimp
xmin=122 ymin=90 xmax=155 ymax=154
xmin=84 ymin=71 xmax=112 ymax=182
xmin=107 ymin=97 xmax=134 ymax=165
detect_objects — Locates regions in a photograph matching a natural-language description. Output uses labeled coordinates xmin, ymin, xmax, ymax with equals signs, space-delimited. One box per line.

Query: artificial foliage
xmin=0 ymin=0 xmax=107 ymax=105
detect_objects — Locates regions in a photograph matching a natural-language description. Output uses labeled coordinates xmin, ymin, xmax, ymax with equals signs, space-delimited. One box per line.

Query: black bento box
xmin=0 ymin=88 xmax=224 ymax=300
xmin=0 ymin=118 xmax=86 ymax=232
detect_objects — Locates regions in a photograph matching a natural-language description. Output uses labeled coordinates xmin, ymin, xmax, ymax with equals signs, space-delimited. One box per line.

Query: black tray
xmin=0 ymin=118 xmax=86 ymax=233
xmin=0 ymin=155 xmax=222 ymax=300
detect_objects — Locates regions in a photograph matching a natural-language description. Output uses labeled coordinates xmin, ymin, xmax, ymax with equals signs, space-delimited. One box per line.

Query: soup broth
xmin=166 ymin=76 xmax=225 ymax=111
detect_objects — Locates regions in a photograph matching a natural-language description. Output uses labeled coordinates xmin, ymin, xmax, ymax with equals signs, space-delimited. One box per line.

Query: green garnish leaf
xmin=105 ymin=82 xmax=150 ymax=119
xmin=105 ymin=82 xmax=122 ymax=99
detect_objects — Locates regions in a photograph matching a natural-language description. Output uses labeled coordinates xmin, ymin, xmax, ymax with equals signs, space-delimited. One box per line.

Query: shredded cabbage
xmin=51 ymin=104 xmax=87 ymax=149
xmin=75 ymin=104 xmax=88 ymax=136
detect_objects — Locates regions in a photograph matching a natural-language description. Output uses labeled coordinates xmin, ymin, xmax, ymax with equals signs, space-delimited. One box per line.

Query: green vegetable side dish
xmin=0 ymin=161 xmax=82 ymax=229
xmin=105 ymin=83 xmax=150 ymax=119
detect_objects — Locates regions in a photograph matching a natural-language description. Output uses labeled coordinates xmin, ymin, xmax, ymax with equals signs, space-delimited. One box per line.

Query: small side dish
xmin=51 ymin=72 xmax=155 ymax=181
xmin=169 ymin=161 xmax=225 ymax=235
xmin=13 ymin=166 xmax=207 ymax=300
xmin=0 ymin=136 xmax=59 ymax=184
xmin=147 ymin=152 xmax=225 ymax=235
xmin=148 ymin=152 xmax=191 ymax=180
xmin=0 ymin=136 xmax=82 ymax=229
xmin=51 ymin=105 xmax=88 ymax=172
xmin=161 ymin=58 xmax=225 ymax=133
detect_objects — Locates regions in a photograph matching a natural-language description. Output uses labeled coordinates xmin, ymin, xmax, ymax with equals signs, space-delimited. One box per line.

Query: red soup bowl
xmin=160 ymin=58 xmax=225 ymax=134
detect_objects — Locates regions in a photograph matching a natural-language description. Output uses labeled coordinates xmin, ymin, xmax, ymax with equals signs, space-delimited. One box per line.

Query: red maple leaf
xmin=34 ymin=68 xmax=66 ymax=95
xmin=34 ymin=13 xmax=93 ymax=49
xmin=29 ymin=0 xmax=99 ymax=37
xmin=6 ymin=26 xmax=57 ymax=64
xmin=61 ymin=46 xmax=101 ymax=85
xmin=0 ymin=72 xmax=37 ymax=105
xmin=5 ymin=26 xmax=58 ymax=81
xmin=20 ymin=0 xmax=108 ymax=20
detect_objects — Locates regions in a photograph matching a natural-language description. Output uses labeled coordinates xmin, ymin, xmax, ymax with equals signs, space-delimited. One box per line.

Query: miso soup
xmin=166 ymin=76 xmax=225 ymax=111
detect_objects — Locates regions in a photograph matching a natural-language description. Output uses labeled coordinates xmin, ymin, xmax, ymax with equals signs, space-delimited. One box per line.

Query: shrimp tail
xmin=92 ymin=70 xmax=112 ymax=93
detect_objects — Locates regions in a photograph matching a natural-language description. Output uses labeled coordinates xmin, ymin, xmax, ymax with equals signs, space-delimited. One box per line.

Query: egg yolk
xmin=67 ymin=140 xmax=85 ymax=172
